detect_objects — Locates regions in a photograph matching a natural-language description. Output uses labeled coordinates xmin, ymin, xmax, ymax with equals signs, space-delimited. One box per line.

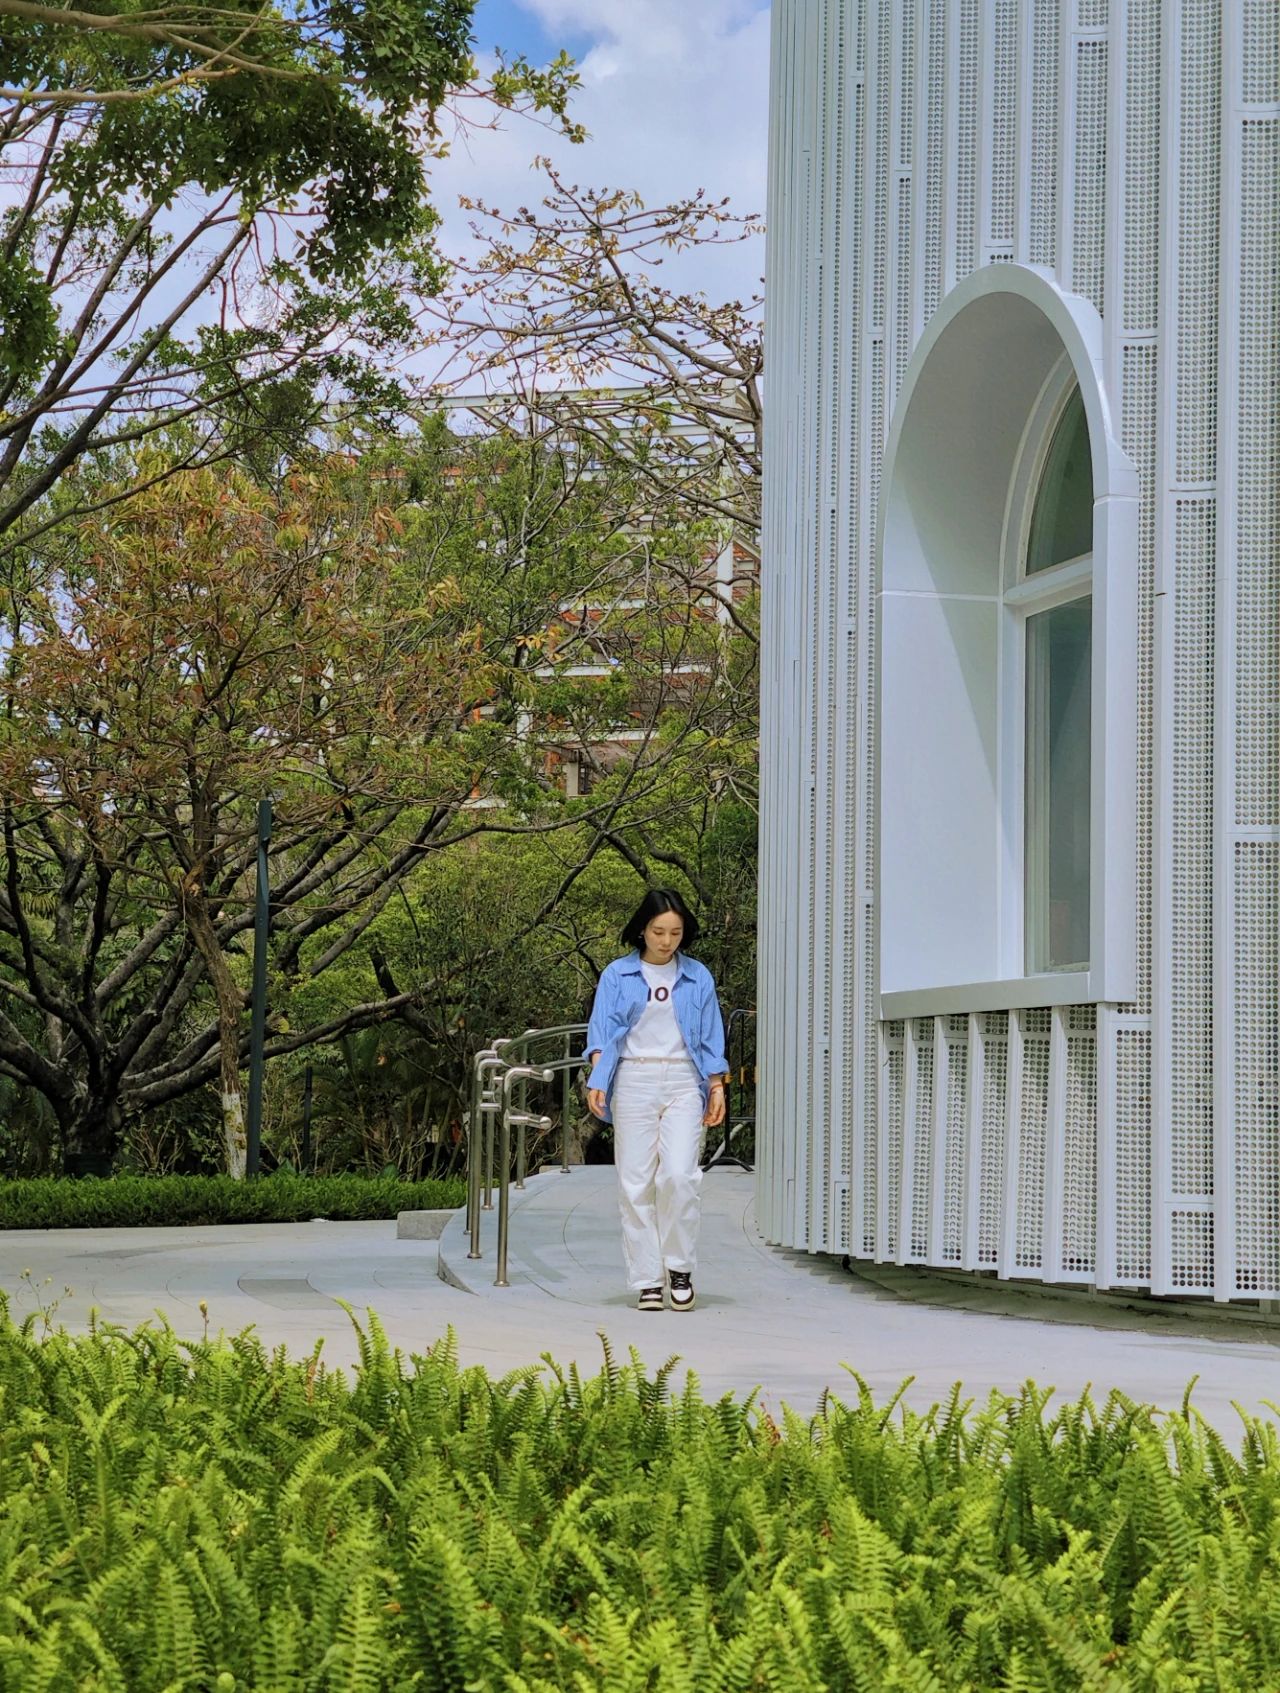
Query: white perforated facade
xmin=760 ymin=0 xmax=1279 ymax=1300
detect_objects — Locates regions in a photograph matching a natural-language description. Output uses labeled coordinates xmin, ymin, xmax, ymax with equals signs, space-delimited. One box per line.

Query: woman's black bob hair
xmin=620 ymin=887 xmax=701 ymax=953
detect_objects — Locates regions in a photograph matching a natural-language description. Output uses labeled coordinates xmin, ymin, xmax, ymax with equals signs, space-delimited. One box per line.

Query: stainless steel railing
xmin=465 ymin=1022 xmax=590 ymax=1286
xmin=463 ymin=1009 xmax=754 ymax=1285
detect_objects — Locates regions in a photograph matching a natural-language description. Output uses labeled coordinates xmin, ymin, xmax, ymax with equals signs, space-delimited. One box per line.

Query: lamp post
xmin=246 ymin=796 xmax=272 ymax=1177
xmin=301 ymin=1062 xmax=313 ymax=1172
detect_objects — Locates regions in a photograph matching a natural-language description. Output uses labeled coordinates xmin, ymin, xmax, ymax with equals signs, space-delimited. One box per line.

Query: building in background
xmin=759 ymin=1 xmax=1277 ymax=1301
xmin=441 ymin=388 xmax=757 ymax=804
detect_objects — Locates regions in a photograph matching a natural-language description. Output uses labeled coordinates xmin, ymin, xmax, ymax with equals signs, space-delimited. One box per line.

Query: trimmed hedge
xmin=0 ymin=1172 xmax=465 ymax=1230
xmin=1 ymin=1296 xmax=1279 ymax=1689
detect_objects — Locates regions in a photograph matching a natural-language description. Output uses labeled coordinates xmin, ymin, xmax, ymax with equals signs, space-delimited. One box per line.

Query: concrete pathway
xmin=2 ymin=1166 xmax=1278 ymax=1429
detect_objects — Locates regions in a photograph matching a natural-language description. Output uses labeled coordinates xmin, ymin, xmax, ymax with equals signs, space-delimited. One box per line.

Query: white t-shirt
xmin=621 ymin=958 xmax=690 ymax=1059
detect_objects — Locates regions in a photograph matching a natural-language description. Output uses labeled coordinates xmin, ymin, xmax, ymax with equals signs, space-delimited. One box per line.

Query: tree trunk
xmin=213 ymin=987 xmax=249 ymax=1180
xmin=220 ymin=1090 xmax=248 ymax=1179
xmin=562 ymin=1112 xmax=592 ymax=1168
xmin=62 ymin=1095 xmax=125 ymax=1178
xmin=184 ymin=893 xmax=249 ymax=1179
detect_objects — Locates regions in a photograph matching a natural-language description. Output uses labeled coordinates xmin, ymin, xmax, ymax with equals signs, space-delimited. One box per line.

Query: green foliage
xmin=0 ymin=1308 xmax=1277 ymax=1688
xmin=0 ymin=430 xmax=685 ymax=1172
xmin=0 ymin=407 xmax=759 ymax=1176
xmin=0 ymin=1172 xmax=463 ymax=1228
xmin=4 ymin=0 xmax=479 ymax=279
xmin=0 ymin=0 xmax=582 ymax=579
xmin=0 ymin=250 xmax=59 ymax=385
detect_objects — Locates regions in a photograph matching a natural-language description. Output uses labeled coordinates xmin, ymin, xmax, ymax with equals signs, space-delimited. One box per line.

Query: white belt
xmin=618 ymin=1054 xmax=697 ymax=1064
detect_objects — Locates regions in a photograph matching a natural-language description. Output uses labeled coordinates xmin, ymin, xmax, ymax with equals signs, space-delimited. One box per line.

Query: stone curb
xmin=395 ymin=1208 xmax=457 ymax=1241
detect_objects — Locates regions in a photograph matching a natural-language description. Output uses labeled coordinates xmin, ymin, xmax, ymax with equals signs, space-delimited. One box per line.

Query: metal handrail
xmin=499 ymin=1022 xmax=590 ymax=1048
xmin=495 ymin=1066 xmax=554 ymax=1286
xmin=462 ymin=1009 xmax=755 ymax=1284
xmin=497 ymin=1025 xmax=591 ymax=1184
xmin=467 ymin=1052 xmax=506 ymax=1259
xmin=466 ymin=1024 xmax=590 ymax=1268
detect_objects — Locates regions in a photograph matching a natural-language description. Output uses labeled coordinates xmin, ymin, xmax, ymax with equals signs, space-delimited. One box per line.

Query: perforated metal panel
xmin=1174 ymin=6 xmax=1220 ymax=487
xmin=1122 ymin=0 xmax=1161 ymax=336
xmin=978 ymin=1015 xmax=1009 ymax=1265
xmin=1115 ymin=1029 xmax=1152 ymax=1282
xmin=1242 ymin=0 xmax=1279 ymax=104
xmin=1234 ymin=844 xmax=1279 ymax=1293
xmin=1062 ymin=1023 xmax=1097 ymax=1276
xmin=762 ymin=0 xmax=1265 ymax=1305
xmin=845 ymin=5 xmax=870 ymax=1260
xmin=1016 ymin=1009 xmax=1051 ymax=1272
xmin=1170 ymin=1211 xmax=1214 ymax=1293
xmin=988 ymin=0 xmax=1018 ymax=252
xmin=871 ymin=0 xmax=891 ymax=331
xmin=922 ymin=0 xmax=946 ymax=320
xmin=942 ymin=1018 xmax=968 ymax=1262
xmin=760 ymin=0 xmax=821 ymax=1249
xmin=1235 ymin=121 xmax=1279 ymax=833
xmin=1121 ymin=345 xmax=1157 ymax=1015
xmin=1070 ymin=40 xmax=1107 ymax=309
xmin=1225 ymin=45 xmax=1280 ymax=1298
xmin=955 ymin=0 xmax=979 ymax=277
xmin=1027 ymin=0 xmax=1059 ymax=268
xmin=897 ymin=0 xmax=915 ymax=170
xmin=884 ymin=1026 xmax=904 ymax=1258
xmin=863 ymin=320 xmax=885 ymax=1284
xmin=861 ymin=906 xmax=878 ymax=1256
xmin=1171 ymin=498 xmax=1215 ymax=1222
xmin=807 ymin=0 xmax=855 ymax=1254
xmin=908 ymin=1019 xmax=934 ymax=1259
xmin=892 ymin=179 xmax=914 ymax=393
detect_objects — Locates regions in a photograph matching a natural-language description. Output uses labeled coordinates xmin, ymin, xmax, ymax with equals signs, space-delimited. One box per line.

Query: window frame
xmin=1022 ymin=595 xmax=1094 ymax=974
xmin=999 ymin=362 xmax=1095 ymax=982
xmin=876 ymin=264 xmax=1139 ymax=1021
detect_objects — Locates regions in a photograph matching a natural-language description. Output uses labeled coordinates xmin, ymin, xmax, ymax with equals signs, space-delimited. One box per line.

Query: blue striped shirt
xmin=583 ymin=950 xmax=729 ymax=1125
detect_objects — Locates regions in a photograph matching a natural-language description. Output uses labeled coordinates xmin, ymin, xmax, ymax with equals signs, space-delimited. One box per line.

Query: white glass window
xmin=1025 ymin=386 xmax=1093 ymax=574
xmin=1025 ymin=599 xmax=1092 ymax=969
xmin=1013 ymin=383 xmax=1094 ymax=975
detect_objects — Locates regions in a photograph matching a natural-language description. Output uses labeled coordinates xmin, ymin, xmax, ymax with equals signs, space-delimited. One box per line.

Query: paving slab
xmin=2 ymin=1168 xmax=1278 ymax=1431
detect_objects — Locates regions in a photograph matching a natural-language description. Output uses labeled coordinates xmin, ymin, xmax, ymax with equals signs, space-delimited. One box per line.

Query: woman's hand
xmin=583 ymin=1053 xmax=605 ymax=1120
xmin=702 ymin=1081 xmax=726 ymax=1129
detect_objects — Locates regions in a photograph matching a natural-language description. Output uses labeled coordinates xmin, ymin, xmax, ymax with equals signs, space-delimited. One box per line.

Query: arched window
xmin=1026 ymin=386 xmax=1093 ymax=573
xmin=877 ymin=265 xmax=1138 ymax=1017
xmin=1006 ymin=378 xmax=1094 ymax=975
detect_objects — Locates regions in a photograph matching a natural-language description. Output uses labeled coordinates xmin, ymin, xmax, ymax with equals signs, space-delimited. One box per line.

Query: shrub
xmin=0 ymin=1172 xmax=465 ymax=1230
xmin=0 ymin=1298 xmax=1278 ymax=1688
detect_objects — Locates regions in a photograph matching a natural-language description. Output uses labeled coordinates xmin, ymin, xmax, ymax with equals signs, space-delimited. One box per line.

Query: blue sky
xmin=468 ymin=0 xmax=594 ymax=65
xmin=432 ymin=0 xmax=771 ymax=303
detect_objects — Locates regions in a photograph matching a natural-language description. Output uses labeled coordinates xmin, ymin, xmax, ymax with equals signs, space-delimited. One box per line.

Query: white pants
xmin=612 ymin=1056 xmax=705 ymax=1290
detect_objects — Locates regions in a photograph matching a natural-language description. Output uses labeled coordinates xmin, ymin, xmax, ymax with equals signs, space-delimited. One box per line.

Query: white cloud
xmin=430 ymin=0 xmax=770 ymax=302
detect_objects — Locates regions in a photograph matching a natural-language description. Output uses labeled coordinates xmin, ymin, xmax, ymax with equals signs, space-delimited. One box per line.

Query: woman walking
xmin=584 ymin=889 xmax=729 ymax=1311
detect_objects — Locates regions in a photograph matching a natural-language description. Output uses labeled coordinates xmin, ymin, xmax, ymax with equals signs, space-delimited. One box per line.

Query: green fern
xmin=6 ymin=1296 xmax=1280 ymax=1690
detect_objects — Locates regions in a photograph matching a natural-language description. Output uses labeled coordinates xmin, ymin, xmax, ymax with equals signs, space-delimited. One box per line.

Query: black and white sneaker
xmin=668 ymin=1271 xmax=695 ymax=1312
xmin=637 ymin=1286 xmax=664 ymax=1312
